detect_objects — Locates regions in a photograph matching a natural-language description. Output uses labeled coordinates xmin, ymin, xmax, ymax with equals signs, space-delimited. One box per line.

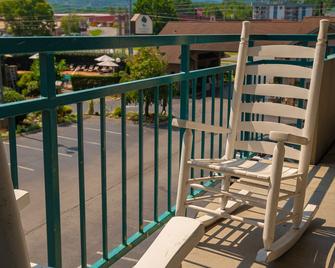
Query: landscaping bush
xmin=3 ymin=87 xmax=25 ymax=103
xmin=71 ymin=74 xmax=121 ymax=91
xmin=3 ymin=87 xmax=26 ymax=124
xmin=57 ymin=105 xmax=73 ymax=117
xmin=22 ymin=80 xmax=39 ymax=97
xmin=110 ymin=106 xmax=122 ymax=118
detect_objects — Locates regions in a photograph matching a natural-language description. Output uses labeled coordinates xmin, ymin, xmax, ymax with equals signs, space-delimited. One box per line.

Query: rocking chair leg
xmin=176 ymin=129 xmax=193 ymax=217
xmin=263 ymin=142 xmax=285 ymax=250
xmin=221 ymin=176 xmax=231 ymax=210
xmin=292 ymin=173 xmax=308 ymax=228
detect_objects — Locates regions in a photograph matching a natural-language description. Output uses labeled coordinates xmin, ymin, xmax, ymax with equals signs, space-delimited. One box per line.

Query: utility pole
xmin=128 ymin=0 xmax=133 ymax=55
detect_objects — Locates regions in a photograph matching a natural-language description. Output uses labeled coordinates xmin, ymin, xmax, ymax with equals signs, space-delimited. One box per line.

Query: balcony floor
xmin=182 ymin=145 xmax=335 ymax=268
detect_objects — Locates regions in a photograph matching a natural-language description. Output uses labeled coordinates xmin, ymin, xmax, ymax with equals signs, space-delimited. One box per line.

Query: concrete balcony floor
xmin=182 ymin=145 xmax=335 ymax=268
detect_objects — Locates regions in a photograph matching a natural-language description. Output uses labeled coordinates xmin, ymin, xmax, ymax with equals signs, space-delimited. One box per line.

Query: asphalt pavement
xmin=5 ymin=97 xmax=228 ymax=267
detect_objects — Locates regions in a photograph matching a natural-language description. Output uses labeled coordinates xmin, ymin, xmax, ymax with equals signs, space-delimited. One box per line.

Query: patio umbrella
xmin=95 ymin=55 xmax=115 ymax=62
xmin=97 ymin=61 xmax=119 ymax=67
xmin=29 ymin=53 xmax=39 ymax=60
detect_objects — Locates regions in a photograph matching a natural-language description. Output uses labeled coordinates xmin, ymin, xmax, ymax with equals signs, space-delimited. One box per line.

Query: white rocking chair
xmin=135 ymin=20 xmax=329 ymax=267
xmin=171 ymin=19 xmax=329 ymax=264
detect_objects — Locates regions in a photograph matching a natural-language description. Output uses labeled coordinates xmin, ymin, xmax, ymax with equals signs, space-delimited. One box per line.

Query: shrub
xmin=57 ymin=105 xmax=73 ymax=117
xmin=3 ymin=87 xmax=25 ymax=103
xmin=71 ymin=74 xmax=121 ymax=91
xmin=110 ymin=106 xmax=122 ymax=118
xmin=89 ymin=29 xmax=103 ymax=36
xmin=17 ymin=72 xmax=34 ymax=89
xmin=22 ymin=81 xmax=40 ymax=97
xmin=127 ymin=111 xmax=139 ymax=121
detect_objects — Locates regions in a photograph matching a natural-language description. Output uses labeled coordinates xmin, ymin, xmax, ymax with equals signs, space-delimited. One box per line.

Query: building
xmin=53 ymin=13 xmax=131 ymax=36
xmin=252 ymin=1 xmax=313 ymax=21
xmin=159 ymin=16 xmax=335 ymax=73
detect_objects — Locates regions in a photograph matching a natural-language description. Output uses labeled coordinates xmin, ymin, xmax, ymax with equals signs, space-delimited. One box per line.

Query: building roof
xmin=89 ymin=16 xmax=116 ymax=23
xmin=159 ymin=16 xmax=335 ymax=64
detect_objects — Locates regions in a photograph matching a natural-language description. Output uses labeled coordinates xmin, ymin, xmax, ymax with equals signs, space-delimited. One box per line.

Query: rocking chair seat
xmin=188 ymin=158 xmax=300 ymax=180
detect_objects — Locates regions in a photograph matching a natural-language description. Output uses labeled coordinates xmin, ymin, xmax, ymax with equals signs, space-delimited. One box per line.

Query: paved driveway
xmin=5 ymin=97 xmax=228 ymax=267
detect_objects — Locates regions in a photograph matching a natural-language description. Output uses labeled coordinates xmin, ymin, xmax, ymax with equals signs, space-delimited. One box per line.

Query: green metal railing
xmin=0 ymin=33 xmax=335 ymax=268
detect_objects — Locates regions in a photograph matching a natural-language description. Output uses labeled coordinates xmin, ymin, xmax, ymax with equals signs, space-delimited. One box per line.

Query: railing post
xmin=40 ymin=53 xmax=62 ymax=268
xmin=180 ymin=45 xmax=190 ymax=151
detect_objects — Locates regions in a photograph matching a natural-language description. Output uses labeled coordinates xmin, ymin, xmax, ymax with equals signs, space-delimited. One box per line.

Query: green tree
xmin=109 ymin=6 xmax=128 ymax=14
xmin=61 ymin=14 xmax=84 ymax=35
xmin=121 ymin=48 xmax=168 ymax=117
xmin=204 ymin=3 xmax=224 ymax=20
xmin=0 ymin=0 xmax=55 ymax=36
xmin=133 ymin=0 xmax=177 ymax=34
xmin=222 ymin=1 xmax=252 ymax=20
xmin=174 ymin=0 xmax=193 ymax=15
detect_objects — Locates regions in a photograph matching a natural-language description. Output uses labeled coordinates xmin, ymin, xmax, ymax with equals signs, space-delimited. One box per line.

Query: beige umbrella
xmin=97 ymin=61 xmax=119 ymax=67
xmin=95 ymin=55 xmax=115 ymax=62
xmin=29 ymin=53 xmax=39 ymax=60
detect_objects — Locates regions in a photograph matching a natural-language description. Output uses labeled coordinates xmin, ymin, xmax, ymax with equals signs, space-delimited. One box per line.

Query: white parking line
xmin=57 ymin=135 xmax=100 ymax=146
xmin=71 ymin=125 xmax=129 ymax=136
xmin=8 ymin=163 xmax=35 ymax=172
xmin=4 ymin=142 xmax=73 ymax=158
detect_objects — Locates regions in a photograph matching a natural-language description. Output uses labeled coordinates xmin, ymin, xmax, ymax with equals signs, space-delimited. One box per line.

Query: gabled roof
xmin=159 ymin=16 xmax=335 ymax=64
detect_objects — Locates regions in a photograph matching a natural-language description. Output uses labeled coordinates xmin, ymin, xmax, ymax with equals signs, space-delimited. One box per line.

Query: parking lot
xmin=4 ymin=97 xmax=227 ymax=267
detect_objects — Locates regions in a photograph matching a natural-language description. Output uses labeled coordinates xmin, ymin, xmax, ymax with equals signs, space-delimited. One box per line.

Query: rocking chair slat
xmin=187 ymin=175 xmax=226 ymax=184
xmin=235 ymin=141 xmax=301 ymax=160
xmin=188 ymin=158 xmax=299 ymax=180
xmin=247 ymin=45 xmax=315 ymax=59
xmin=242 ymin=84 xmax=309 ymax=99
xmin=237 ymin=121 xmax=302 ymax=136
xmin=245 ymin=64 xmax=312 ymax=79
xmin=240 ymin=102 xmax=306 ymax=120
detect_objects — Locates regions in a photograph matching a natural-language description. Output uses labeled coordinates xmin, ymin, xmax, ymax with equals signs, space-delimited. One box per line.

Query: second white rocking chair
xmin=172 ymin=19 xmax=329 ymax=263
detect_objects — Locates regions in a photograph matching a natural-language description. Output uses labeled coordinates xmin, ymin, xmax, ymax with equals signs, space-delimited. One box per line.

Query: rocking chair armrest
xmin=269 ymin=131 xmax=309 ymax=145
xmin=172 ymin=118 xmax=231 ymax=135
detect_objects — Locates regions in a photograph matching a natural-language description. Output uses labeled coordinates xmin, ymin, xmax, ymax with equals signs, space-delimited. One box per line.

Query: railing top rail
xmin=0 ymin=33 xmax=334 ymax=54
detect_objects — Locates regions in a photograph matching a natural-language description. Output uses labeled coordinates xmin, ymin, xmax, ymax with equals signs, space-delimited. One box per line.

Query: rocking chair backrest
xmin=225 ymin=20 xmax=329 ymax=171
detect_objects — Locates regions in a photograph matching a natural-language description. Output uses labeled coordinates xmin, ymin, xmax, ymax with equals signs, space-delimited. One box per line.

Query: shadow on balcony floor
xmin=183 ymin=145 xmax=335 ymax=268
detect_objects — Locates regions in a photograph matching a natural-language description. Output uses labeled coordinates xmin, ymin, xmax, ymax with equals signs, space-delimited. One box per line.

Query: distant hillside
xmin=192 ymin=0 xmax=222 ymax=2
xmin=49 ymin=0 xmax=129 ymax=12
xmin=49 ymin=0 xmax=252 ymax=12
